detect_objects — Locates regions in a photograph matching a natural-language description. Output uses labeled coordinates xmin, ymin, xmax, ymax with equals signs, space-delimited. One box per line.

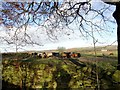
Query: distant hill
xmin=2 ymin=45 xmax=117 ymax=54
xmin=66 ymin=45 xmax=117 ymax=52
xmin=25 ymin=45 xmax=117 ymax=53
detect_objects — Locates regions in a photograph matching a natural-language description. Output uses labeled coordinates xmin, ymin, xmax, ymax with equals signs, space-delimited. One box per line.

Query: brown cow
xmin=109 ymin=52 xmax=114 ymax=56
xmin=61 ymin=52 xmax=71 ymax=58
xmin=71 ymin=52 xmax=81 ymax=58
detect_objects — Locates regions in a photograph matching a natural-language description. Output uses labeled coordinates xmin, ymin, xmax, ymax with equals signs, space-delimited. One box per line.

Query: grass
xmin=2 ymin=50 xmax=118 ymax=74
xmin=2 ymin=46 xmax=119 ymax=89
xmin=2 ymin=53 xmax=120 ymax=89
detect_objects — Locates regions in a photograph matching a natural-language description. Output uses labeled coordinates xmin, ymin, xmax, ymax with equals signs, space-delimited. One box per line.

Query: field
xmin=1 ymin=45 xmax=120 ymax=89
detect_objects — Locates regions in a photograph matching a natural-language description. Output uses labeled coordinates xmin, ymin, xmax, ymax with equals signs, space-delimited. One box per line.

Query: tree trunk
xmin=113 ymin=3 xmax=120 ymax=70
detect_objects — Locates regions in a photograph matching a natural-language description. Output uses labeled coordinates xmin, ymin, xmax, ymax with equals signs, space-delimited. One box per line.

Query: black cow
xmin=52 ymin=52 xmax=60 ymax=57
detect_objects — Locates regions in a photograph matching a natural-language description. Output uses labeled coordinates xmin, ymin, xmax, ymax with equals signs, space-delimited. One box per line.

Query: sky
xmin=0 ymin=0 xmax=118 ymax=53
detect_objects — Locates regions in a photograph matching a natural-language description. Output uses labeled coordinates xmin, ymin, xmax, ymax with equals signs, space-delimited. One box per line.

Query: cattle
xmin=61 ymin=53 xmax=67 ymax=58
xmin=43 ymin=52 xmax=47 ymax=58
xmin=47 ymin=52 xmax=53 ymax=58
xmin=38 ymin=53 xmax=43 ymax=58
xmin=52 ymin=52 xmax=60 ymax=57
xmin=71 ymin=52 xmax=76 ymax=58
xmin=65 ymin=52 xmax=71 ymax=58
xmin=30 ymin=51 xmax=81 ymax=59
xmin=109 ymin=52 xmax=114 ymax=56
xmin=32 ymin=52 xmax=38 ymax=57
xmin=77 ymin=53 xmax=81 ymax=58
xmin=71 ymin=52 xmax=81 ymax=58
xmin=61 ymin=52 xmax=71 ymax=58
xmin=31 ymin=52 xmax=46 ymax=58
